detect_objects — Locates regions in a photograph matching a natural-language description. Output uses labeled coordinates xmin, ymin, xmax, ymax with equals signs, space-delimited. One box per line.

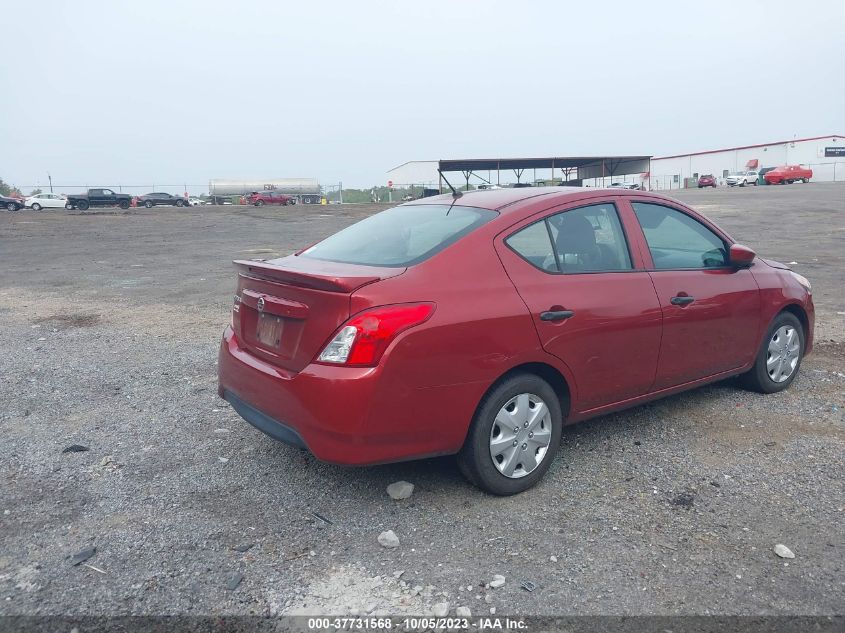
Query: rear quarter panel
xmin=348 ymin=221 xmax=573 ymax=455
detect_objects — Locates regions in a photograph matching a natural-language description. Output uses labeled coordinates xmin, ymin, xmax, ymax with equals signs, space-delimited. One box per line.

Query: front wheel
xmin=254 ymin=200 xmax=265 ymax=207
xmin=77 ymin=200 xmax=90 ymax=211
xmin=741 ymin=312 xmax=804 ymax=394
xmin=31 ymin=203 xmax=42 ymax=211
xmin=65 ymin=203 xmax=74 ymax=210
xmin=457 ymin=373 xmax=563 ymax=495
xmin=119 ymin=199 xmax=130 ymax=209
xmin=144 ymin=200 xmax=154 ymax=208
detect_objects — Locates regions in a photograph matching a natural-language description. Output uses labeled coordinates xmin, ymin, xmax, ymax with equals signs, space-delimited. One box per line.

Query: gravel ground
xmin=0 ymin=185 xmax=843 ymax=617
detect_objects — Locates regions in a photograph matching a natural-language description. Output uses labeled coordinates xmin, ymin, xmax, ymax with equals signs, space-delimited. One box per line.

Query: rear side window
xmin=507 ymin=203 xmax=632 ymax=273
xmin=301 ymin=204 xmax=497 ymax=267
xmin=632 ymin=202 xmax=727 ymax=269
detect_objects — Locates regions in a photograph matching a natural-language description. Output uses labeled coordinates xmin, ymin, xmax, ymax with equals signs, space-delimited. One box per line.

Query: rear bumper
xmin=222 ymin=390 xmax=307 ymax=449
xmin=217 ymin=327 xmax=473 ymax=465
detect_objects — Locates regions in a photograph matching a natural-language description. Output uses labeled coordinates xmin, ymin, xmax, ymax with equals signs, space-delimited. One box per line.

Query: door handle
xmin=540 ymin=310 xmax=575 ymax=322
xmin=670 ymin=295 xmax=695 ymax=306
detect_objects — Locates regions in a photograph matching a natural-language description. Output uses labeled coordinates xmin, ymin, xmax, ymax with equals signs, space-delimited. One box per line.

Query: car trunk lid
xmin=233 ymin=256 xmax=405 ymax=372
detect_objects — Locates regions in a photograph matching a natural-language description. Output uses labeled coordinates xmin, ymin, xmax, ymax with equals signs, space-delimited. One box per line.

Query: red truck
xmin=247 ymin=191 xmax=296 ymax=206
xmin=764 ymin=165 xmax=812 ymax=185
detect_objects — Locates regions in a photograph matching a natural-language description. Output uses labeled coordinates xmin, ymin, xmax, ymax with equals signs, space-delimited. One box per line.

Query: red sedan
xmin=247 ymin=191 xmax=296 ymax=206
xmin=764 ymin=165 xmax=813 ymax=185
xmin=218 ymin=188 xmax=814 ymax=495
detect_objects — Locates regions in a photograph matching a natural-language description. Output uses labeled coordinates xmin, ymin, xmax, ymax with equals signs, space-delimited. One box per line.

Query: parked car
xmin=188 ymin=197 xmax=204 ymax=206
xmin=608 ymin=182 xmax=641 ymax=190
xmin=136 ymin=192 xmax=188 ymax=208
xmin=65 ymin=188 xmax=133 ymax=210
xmin=726 ymin=171 xmax=758 ymax=187
xmin=247 ymin=191 xmax=295 ymax=206
xmin=1 ymin=195 xmax=24 ymax=211
xmin=697 ymin=174 xmax=717 ymax=188
xmin=764 ymin=165 xmax=813 ymax=185
xmin=217 ymin=188 xmax=814 ymax=495
xmin=24 ymin=192 xmax=68 ymax=210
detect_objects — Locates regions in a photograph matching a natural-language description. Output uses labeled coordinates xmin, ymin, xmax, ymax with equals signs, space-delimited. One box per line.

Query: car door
xmin=496 ymin=198 xmax=663 ymax=412
xmin=45 ymin=194 xmax=60 ymax=208
xmin=625 ymin=199 xmax=760 ymax=390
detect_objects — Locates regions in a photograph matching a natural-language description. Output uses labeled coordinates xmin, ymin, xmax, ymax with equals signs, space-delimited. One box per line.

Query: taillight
xmin=316 ymin=303 xmax=435 ymax=367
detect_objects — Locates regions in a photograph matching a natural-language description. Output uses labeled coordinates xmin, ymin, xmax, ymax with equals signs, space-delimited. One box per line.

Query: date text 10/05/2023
xmin=306 ymin=617 xmax=527 ymax=630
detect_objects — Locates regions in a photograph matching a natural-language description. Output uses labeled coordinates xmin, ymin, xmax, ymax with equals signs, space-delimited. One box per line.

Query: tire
xmin=77 ymin=200 xmax=90 ymax=211
xmin=144 ymin=200 xmax=154 ymax=208
xmin=803 ymin=178 xmax=810 ymax=183
xmin=457 ymin=373 xmax=563 ymax=495
xmin=31 ymin=203 xmax=42 ymax=211
xmin=741 ymin=312 xmax=804 ymax=394
xmin=6 ymin=202 xmax=17 ymax=211
xmin=739 ymin=180 xmax=746 ymax=187
xmin=65 ymin=203 xmax=74 ymax=210
xmin=752 ymin=180 xmax=758 ymax=186
xmin=255 ymin=200 xmax=265 ymax=207
xmin=175 ymin=199 xmax=184 ymax=207
xmin=119 ymin=199 xmax=130 ymax=209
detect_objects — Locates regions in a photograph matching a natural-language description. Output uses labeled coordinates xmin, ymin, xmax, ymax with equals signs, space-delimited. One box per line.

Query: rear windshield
xmin=300 ymin=204 xmax=497 ymax=267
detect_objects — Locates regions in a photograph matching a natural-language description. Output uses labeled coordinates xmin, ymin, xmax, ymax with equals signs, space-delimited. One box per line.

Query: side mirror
xmin=729 ymin=243 xmax=756 ymax=268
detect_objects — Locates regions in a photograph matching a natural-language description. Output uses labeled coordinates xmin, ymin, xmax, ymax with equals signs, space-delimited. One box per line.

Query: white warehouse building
xmin=647 ymin=134 xmax=845 ymax=190
xmin=387 ymin=134 xmax=845 ymax=192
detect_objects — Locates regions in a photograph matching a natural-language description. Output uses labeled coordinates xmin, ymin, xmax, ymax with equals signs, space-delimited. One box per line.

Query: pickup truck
xmin=764 ymin=165 xmax=813 ymax=185
xmin=65 ymin=188 xmax=133 ymax=211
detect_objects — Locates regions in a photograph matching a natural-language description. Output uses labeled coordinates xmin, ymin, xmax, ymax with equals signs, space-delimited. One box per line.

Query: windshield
xmin=300 ymin=204 xmax=497 ymax=267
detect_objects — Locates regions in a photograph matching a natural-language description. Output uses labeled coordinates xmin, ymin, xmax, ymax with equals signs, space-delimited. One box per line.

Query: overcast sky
xmin=2 ymin=0 xmax=843 ymax=192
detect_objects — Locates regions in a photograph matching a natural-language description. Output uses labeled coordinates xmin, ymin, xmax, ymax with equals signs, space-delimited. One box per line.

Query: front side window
xmin=301 ymin=204 xmax=497 ymax=267
xmin=507 ymin=203 xmax=632 ymax=273
xmin=632 ymin=202 xmax=727 ymax=269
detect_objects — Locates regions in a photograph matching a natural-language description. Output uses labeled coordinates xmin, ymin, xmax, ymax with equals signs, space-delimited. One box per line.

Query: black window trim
xmin=631 ymin=200 xmax=735 ymax=273
xmin=504 ymin=201 xmax=637 ymax=276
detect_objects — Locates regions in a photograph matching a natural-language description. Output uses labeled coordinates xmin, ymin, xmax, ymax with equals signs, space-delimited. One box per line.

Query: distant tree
xmin=0 ymin=177 xmax=11 ymax=196
xmin=30 ymin=188 xmax=42 ymax=196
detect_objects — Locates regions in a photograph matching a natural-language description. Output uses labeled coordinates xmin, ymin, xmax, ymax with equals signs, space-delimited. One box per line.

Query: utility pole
xmin=338 ymin=181 xmax=343 ymax=204
xmin=47 ymin=172 xmax=53 ymax=193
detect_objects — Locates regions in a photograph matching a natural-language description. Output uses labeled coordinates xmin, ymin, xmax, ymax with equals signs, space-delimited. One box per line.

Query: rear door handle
xmin=540 ymin=310 xmax=575 ymax=322
xmin=670 ymin=295 xmax=695 ymax=306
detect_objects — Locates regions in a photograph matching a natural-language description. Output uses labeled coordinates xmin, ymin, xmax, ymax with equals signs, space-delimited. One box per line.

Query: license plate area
xmin=256 ymin=312 xmax=284 ymax=349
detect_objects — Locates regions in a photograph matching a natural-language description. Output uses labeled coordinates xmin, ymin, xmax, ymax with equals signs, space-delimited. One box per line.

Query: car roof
xmin=405 ymin=186 xmax=678 ymax=216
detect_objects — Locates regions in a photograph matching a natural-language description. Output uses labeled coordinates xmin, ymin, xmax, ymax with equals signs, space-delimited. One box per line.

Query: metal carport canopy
xmin=437 ymin=156 xmax=651 ymax=180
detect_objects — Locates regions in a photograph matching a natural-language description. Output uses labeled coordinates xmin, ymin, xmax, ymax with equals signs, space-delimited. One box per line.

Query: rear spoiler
xmin=233 ymin=258 xmax=404 ymax=293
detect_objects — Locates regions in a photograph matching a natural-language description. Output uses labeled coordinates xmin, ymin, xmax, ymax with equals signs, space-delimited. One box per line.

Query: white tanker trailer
xmin=208 ymin=178 xmax=323 ymax=204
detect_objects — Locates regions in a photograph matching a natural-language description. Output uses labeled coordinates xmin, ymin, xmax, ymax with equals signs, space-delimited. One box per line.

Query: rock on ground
xmin=774 ymin=544 xmax=796 ymax=559
xmin=386 ymin=481 xmax=414 ymax=500
xmin=377 ymin=530 xmax=400 ymax=548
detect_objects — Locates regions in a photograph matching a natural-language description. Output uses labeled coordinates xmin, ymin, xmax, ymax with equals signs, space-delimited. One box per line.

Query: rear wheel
xmin=65 ymin=203 xmax=74 ymax=210
xmin=457 ymin=373 xmax=562 ymax=495
xmin=6 ymin=202 xmax=17 ymax=211
xmin=144 ymin=200 xmax=154 ymax=208
xmin=255 ymin=200 xmax=265 ymax=207
xmin=175 ymin=199 xmax=184 ymax=207
xmin=803 ymin=178 xmax=810 ymax=183
xmin=77 ymin=200 xmax=90 ymax=211
xmin=741 ymin=312 xmax=804 ymax=394
xmin=31 ymin=203 xmax=42 ymax=211
xmin=119 ymin=199 xmax=130 ymax=209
